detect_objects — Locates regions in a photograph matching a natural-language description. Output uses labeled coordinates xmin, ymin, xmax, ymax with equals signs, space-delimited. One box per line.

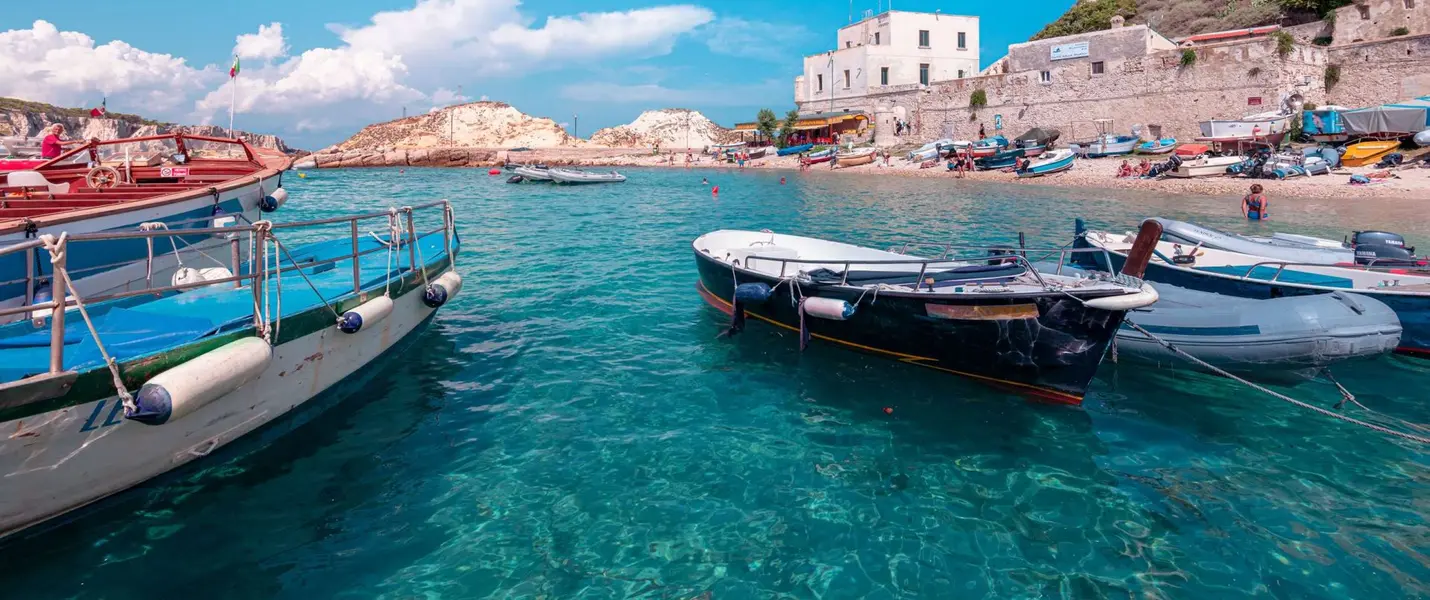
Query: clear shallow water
xmin=2 ymin=167 xmax=1427 ymax=599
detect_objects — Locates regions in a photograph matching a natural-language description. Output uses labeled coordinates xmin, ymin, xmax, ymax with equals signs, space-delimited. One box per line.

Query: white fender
xmin=1083 ymin=283 xmax=1160 ymax=311
xmin=172 ymin=267 xmax=234 ymax=288
xmin=261 ymin=188 xmax=288 ymax=212
xmin=338 ymin=295 xmax=395 ymax=334
xmin=803 ymin=296 xmax=855 ymax=320
xmin=423 ymin=270 xmax=463 ymax=307
xmin=126 ymin=338 xmax=273 ymax=426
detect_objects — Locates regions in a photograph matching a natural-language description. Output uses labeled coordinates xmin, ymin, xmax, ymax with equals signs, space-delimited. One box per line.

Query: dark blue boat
xmin=777 ymin=144 xmax=814 ymax=157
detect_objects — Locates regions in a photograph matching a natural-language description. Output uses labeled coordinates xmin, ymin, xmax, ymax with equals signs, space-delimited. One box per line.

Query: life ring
xmin=86 ymin=166 xmax=121 ymax=189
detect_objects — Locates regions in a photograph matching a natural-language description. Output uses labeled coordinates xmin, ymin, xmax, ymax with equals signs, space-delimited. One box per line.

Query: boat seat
xmin=804 ymin=264 xmax=1026 ymax=287
xmin=724 ymin=245 xmax=799 ymax=273
xmin=6 ymin=171 xmax=70 ymax=195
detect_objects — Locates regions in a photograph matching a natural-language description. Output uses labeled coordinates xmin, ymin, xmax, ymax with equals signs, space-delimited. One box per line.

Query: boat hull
xmin=835 ymin=151 xmax=876 ymax=167
xmin=0 ymin=262 xmax=453 ymax=538
xmin=694 ymin=252 xmax=1126 ymax=404
xmin=1075 ymin=241 xmax=1430 ymax=355
xmin=1018 ymin=151 xmax=1075 ymax=177
xmin=0 ymin=172 xmax=281 ymax=322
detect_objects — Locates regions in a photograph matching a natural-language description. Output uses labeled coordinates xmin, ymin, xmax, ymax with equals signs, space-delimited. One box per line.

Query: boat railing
xmin=748 ymin=244 xmax=1125 ymax=292
xmin=0 ymin=200 xmax=454 ymax=380
xmin=1230 ymin=259 xmax=1426 ymax=287
xmin=887 ymin=241 xmax=1119 ymax=276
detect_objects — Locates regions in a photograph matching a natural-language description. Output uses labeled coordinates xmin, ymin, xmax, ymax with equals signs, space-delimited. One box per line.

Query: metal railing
xmin=0 ymin=200 xmax=455 ymax=379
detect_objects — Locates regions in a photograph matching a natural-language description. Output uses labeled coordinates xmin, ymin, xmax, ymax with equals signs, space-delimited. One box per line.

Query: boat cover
xmin=1015 ymin=128 xmax=1060 ymax=146
xmin=1342 ymin=105 xmax=1428 ymax=138
xmin=1387 ymin=97 xmax=1430 ymax=128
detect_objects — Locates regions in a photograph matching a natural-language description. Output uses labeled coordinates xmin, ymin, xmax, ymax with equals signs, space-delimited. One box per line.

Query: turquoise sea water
xmin=2 ymin=167 xmax=1427 ymax=599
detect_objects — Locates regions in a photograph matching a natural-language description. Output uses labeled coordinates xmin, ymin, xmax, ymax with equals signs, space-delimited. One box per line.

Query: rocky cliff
xmin=0 ymin=97 xmax=293 ymax=153
xmin=332 ymin=101 xmax=581 ymax=152
xmin=588 ymin=109 xmax=738 ymax=149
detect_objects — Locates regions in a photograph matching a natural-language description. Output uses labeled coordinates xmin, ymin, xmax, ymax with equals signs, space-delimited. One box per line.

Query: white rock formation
xmin=334 ymin=102 xmax=582 ymax=151
xmin=0 ymin=99 xmax=291 ymax=152
xmin=588 ymin=109 xmax=738 ymax=149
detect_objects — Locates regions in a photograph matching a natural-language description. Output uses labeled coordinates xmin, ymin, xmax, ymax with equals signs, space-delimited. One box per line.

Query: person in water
xmin=40 ymin=124 xmax=66 ymax=159
xmin=1243 ymin=184 xmax=1269 ymax=220
xmin=701 ymin=177 xmax=708 ymax=185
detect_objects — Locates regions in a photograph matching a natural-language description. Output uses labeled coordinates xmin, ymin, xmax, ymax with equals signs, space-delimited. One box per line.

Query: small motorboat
xmin=777 ymin=143 xmax=814 ymax=157
xmin=1196 ymin=111 xmax=1293 ymax=146
xmin=834 ymin=148 xmax=877 ymax=167
xmin=694 ymin=222 xmax=1162 ymax=404
xmin=1014 ymin=127 xmax=1060 ymax=155
xmin=511 ymin=165 xmax=552 ymax=181
xmin=1071 ymin=135 xmax=1139 ymax=158
xmin=1153 ymin=218 xmax=1356 ymax=264
xmin=1174 ymin=143 xmax=1211 ymax=158
xmin=745 ymin=147 xmax=768 ymax=160
xmin=802 ymin=148 xmax=835 ymax=165
xmin=1340 ymin=140 xmax=1400 ymax=167
xmin=906 ymin=139 xmax=952 ymax=161
xmin=1048 ymin=264 xmax=1401 ymax=378
xmin=969 ymin=136 xmax=1010 ymax=158
xmin=974 ymin=147 xmax=1023 ymax=170
xmin=548 ymin=167 xmax=626 ymax=184
xmin=1017 ymin=149 xmax=1075 ymax=177
xmin=1137 ymin=138 xmax=1178 ymax=154
xmin=1165 ymin=155 xmax=1241 ymax=178
xmin=1074 ymin=220 xmax=1430 ymax=355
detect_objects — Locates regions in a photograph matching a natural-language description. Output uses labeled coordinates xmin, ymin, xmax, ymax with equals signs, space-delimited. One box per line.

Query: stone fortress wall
xmin=800 ymin=27 xmax=1430 ymax=146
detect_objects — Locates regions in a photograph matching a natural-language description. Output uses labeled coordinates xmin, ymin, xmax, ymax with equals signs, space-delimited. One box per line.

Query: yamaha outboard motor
xmin=1352 ymin=231 xmax=1418 ymax=265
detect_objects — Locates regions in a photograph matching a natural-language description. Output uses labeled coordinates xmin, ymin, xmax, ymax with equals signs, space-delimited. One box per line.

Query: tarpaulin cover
xmin=1341 ymin=105 xmax=1428 ymax=137
xmin=1015 ymin=127 xmax=1061 ymax=146
xmin=1387 ymin=97 xmax=1430 ymax=128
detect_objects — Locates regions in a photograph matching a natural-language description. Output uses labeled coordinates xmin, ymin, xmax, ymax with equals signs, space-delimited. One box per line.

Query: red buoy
xmin=883 ymin=407 xmax=894 ymax=415
xmin=712 ymin=186 xmax=719 ymax=195
xmin=488 ymin=168 xmax=501 ymax=175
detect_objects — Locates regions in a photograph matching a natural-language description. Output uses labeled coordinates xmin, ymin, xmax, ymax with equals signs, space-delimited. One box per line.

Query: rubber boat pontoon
xmin=511 ymin=165 xmax=552 ymax=181
xmin=694 ymin=222 xmax=1164 ymax=404
xmin=548 ymin=167 xmax=626 ymax=184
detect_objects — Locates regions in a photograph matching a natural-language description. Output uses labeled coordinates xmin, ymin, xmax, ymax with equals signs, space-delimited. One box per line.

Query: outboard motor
xmin=507 ymin=175 xmax=524 ymax=184
xmin=1352 ymin=231 xmax=1417 ymax=266
xmin=986 ymin=246 xmax=1020 ymax=266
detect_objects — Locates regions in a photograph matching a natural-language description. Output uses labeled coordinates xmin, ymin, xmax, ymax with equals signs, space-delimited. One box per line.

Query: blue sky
xmin=0 ymin=1 xmax=1074 ymax=149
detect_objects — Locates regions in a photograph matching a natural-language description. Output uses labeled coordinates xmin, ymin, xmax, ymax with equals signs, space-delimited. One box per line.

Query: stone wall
xmin=1333 ymin=0 xmax=1428 ymax=43
xmin=801 ymin=36 xmax=1333 ymax=146
xmin=1325 ymin=34 xmax=1430 ymax=106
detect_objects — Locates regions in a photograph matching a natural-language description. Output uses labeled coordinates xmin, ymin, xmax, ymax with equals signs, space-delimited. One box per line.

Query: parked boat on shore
xmin=0 ymin=133 xmax=289 ymax=323
xmin=1137 ymin=138 xmax=1178 ymax=154
xmin=1195 ymin=111 xmax=1293 ymax=147
xmin=1165 ymin=155 xmax=1241 ymax=178
xmin=777 ymin=144 xmax=814 ymax=157
xmin=1017 ymin=149 xmax=1075 ymax=177
xmin=969 ymin=136 xmax=1010 ymax=158
xmin=835 ymin=148 xmax=877 ymax=167
xmin=693 ymin=222 xmax=1162 ymax=403
xmin=0 ymin=201 xmax=461 ymax=538
xmin=1340 ymin=140 xmax=1400 ymax=167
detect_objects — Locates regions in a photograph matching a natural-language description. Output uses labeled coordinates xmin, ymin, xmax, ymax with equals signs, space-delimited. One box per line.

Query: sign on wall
xmin=1050 ymin=41 xmax=1089 ymax=61
xmin=1247 ymin=97 xmax=1263 ymax=106
xmin=994 ymin=114 xmax=1003 ymax=130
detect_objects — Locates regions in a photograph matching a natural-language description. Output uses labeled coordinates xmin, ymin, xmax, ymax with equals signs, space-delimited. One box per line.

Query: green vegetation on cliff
xmin=0 ymin=97 xmax=166 ymax=126
xmin=1031 ymin=0 xmax=1137 ymax=41
xmin=1031 ymin=0 xmax=1347 ymax=42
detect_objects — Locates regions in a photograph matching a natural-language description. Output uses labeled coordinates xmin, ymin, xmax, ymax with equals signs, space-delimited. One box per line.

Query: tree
xmin=756 ymin=109 xmax=779 ymax=144
xmin=1031 ymin=0 xmax=1136 ymax=41
xmin=779 ymin=109 xmax=800 ymax=146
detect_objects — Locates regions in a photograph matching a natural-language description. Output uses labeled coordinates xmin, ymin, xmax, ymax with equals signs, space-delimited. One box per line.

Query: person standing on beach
xmin=978 ymin=123 xmax=986 ymax=140
xmin=1243 ymin=184 xmax=1269 ymax=220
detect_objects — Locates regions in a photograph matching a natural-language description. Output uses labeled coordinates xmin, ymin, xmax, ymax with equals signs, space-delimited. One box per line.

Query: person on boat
xmin=40 ymin=124 xmax=66 ymax=159
xmin=1243 ymin=184 xmax=1269 ymax=220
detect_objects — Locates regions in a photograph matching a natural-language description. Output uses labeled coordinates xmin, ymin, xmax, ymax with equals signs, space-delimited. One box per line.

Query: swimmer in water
xmin=780 ymin=177 xmax=786 ymax=185
xmin=702 ymin=177 xmax=708 ymax=185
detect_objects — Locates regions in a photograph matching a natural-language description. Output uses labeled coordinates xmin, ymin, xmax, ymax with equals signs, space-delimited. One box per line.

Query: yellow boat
xmin=1340 ymin=140 xmax=1400 ymax=167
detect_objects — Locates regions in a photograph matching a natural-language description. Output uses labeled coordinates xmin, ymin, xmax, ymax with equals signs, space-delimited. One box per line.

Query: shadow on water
xmin=0 ymin=315 xmax=506 ymax=599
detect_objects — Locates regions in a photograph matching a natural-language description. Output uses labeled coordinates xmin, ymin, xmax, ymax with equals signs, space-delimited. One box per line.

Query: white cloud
xmin=561 ymin=80 xmax=785 ymax=107
xmin=488 ymin=6 xmax=714 ymax=63
xmin=234 ymin=22 xmax=288 ymax=60
xmin=702 ymin=18 xmax=810 ymax=60
xmin=430 ymin=87 xmax=468 ymax=106
xmin=0 ymin=20 xmax=208 ymax=112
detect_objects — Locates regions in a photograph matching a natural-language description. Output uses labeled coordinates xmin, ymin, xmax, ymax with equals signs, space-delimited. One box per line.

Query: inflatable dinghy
xmin=1153 ymin=218 xmax=1356 ymax=264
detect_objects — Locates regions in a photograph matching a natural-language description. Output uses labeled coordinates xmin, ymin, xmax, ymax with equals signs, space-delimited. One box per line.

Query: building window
xmin=919 ymin=30 xmax=930 ymax=48
xmin=958 ymin=69 xmax=965 ymax=78
xmin=881 ymin=67 xmax=889 ymax=85
xmin=817 ymin=74 xmax=823 ymax=91
xmin=843 ymin=69 xmax=851 ymax=88
xmin=846 ymin=41 xmax=852 ymax=48
xmin=1405 ymin=0 xmax=1414 ymax=8
xmin=1091 ymin=61 xmax=1105 ymax=75
xmin=958 ymin=32 xmax=967 ymax=50
xmin=874 ymin=32 xmax=881 ymax=45
xmin=1040 ymin=70 xmax=1052 ymax=84
xmin=1358 ymin=5 xmax=1370 ymax=19
xmin=919 ymin=63 xmax=930 ymax=85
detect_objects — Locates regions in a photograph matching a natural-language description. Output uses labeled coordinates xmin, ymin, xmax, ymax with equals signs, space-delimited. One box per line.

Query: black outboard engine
xmin=1352 ymin=231 xmax=1417 ymax=266
xmin=986 ymin=246 xmax=1020 ymax=266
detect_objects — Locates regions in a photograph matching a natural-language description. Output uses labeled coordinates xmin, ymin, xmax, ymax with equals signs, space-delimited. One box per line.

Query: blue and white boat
xmin=1017 ymin=149 xmax=1075 ymax=178
xmin=777 ymin=144 xmax=814 ymax=157
xmin=1074 ymin=220 xmax=1430 ymax=357
xmin=0 ymin=133 xmax=288 ymax=322
xmin=907 ymin=139 xmax=953 ymax=161
xmin=1071 ymin=134 xmax=1140 ymax=158
xmin=974 ymin=147 xmax=1023 ymax=170
xmin=1137 ymin=138 xmax=1178 ymax=154
xmin=969 ymin=135 xmax=1010 ymax=158
xmin=0 ymin=201 xmax=461 ymax=538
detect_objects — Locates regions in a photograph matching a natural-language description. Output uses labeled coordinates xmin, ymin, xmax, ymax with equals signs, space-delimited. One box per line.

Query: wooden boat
xmin=834 ymin=149 xmax=876 ymax=167
xmin=548 ymin=167 xmax=626 ymax=184
xmin=693 ymin=223 xmax=1162 ymax=403
xmin=1075 ymin=220 xmax=1430 ymax=356
xmin=802 ymin=148 xmax=835 ymax=165
xmin=969 ymin=136 xmax=1010 ymax=158
xmin=1137 ymin=138 xmax=1178 ymax=154
xmin=777 ymin=144 xmax=813 ymax=157
xmin=745 ymin=147 xmax=768 ymax=160
xmin=1195 ymin=111 xmax=1292 ymax=146
xmin=1340 ymin=140 xmax=1400 ymax=167
xmin=0 ymin=133 xmax=288 ymax=322
xmin=0 ymin=202 xmax=461 ymax=538
xmin=1165 ymin=155 xmax=1241 ymax=178
xmin=1017 ymin=149 xmax=1075 ymax=177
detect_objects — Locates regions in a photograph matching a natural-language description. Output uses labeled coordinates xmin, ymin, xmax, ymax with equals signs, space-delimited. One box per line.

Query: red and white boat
xmin=1195 ymin=111 xmax=1293 ymax=148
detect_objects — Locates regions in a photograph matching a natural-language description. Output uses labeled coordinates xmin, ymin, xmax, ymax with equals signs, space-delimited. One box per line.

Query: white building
xmin=795 ymin=10 xmax=980 ymax=107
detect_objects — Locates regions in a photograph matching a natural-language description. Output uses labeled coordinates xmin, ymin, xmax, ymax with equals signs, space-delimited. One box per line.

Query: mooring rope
xmin=1122 ymin=319 xmax=1430 ymax=445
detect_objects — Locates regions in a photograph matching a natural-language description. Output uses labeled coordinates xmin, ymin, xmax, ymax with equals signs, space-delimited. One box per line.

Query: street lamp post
xmin=574 ymin=114 xmax=579 ymax=139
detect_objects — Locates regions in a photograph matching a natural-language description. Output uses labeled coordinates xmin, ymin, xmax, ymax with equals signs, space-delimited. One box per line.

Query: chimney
xmin=1110 ymin=15 xmax=1125 ymax=29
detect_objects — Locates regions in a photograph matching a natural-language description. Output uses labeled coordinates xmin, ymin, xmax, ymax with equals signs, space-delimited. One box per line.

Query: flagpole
xmin=229 ymin=55 xmax=237 ymax=138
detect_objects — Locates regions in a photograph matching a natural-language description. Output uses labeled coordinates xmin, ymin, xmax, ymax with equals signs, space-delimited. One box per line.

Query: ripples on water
xmin=2 ymin=168 xmax=1426 ymax=599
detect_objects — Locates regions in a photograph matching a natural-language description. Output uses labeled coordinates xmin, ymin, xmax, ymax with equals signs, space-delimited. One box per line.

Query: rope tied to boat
xmin=402 ymin=206 xmax=431 ymax=289
xmin=37 ymin=232 xmax=136 ymax=412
